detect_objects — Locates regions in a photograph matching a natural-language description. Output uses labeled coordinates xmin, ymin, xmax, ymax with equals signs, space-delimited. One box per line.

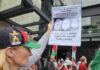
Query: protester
xmin=0 ymin=22 xmax=53 ymax=70
xmin=60 ymin=63 xmax=68 ymax=70
xmin=79 ymin=56 xmax=87 ymax=70
xmin=60 ymin=58 xmax=64 ymax=64
xmin=58 ymin=58 xmax=64 ymax=70
xmin=46 ymin=55 xmax=58 ymax=70
xmin=64 ymin=57 xmax=72 ymax=69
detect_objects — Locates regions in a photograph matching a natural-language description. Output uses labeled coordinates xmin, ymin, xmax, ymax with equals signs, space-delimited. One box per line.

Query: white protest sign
xmin=48 ymin=5 xmax=81 ymax=46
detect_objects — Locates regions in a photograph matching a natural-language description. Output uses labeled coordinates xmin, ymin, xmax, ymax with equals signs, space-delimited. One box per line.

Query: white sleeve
xmin=20 ymin=32 xmax=50 ymax=70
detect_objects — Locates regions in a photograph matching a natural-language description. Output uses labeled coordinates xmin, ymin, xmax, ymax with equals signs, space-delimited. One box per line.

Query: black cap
xmin=0 ymin=27 xmax=40 ymax=49
xmin=0 ymin=27 xmax=24 ymax=49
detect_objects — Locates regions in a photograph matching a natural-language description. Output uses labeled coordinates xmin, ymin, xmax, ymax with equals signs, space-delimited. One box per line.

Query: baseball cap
xmin=0 ymin=27 xmax=40 ymax=49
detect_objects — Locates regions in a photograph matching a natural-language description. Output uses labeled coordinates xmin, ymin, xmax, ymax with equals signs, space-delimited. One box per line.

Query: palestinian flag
xmin=72 ymin=46 xmax=77 ymax=67
xmin=91 ymin=48 xmax=100 ymax=70
xmin=51 ymin=45 xmax=57 ymax=57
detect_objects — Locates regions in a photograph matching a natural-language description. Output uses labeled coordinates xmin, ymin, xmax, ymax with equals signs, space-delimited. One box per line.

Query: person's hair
xmin=80 ymin=56 xmax=87 ymax=63
xmin=0 ymin=49 xmax=6 ymax=70
xmin=0 ymin=47 xmax=17 ymax=70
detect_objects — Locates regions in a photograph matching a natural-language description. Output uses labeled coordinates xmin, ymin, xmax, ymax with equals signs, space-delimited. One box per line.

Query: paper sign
xmin=48 ymin=5 xmax=81 ymax=46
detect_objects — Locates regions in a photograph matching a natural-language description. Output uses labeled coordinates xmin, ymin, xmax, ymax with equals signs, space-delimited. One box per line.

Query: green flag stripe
xmin=91 ymin=49 xmax=100 ymax=70
xmin=51 ymin=50 xmax=57 ymax=56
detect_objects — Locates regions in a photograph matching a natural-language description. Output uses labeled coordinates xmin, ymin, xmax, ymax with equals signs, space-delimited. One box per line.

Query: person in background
xmin=60 ymin=63 xmax=68 ymax=70
xmin=0 ymin=22 xmax=53 ymax=70
xmin=60 ymin=58 xmax=64 ymax=65
xmin=64 ymin=57 xmax=72 ymax=69
xmin=79 ymin=56 xmax=87 ymax=70
xmin=57 ymin=58 xmax=64 ymax=69
xmin=46 ymin=55 xmax=58 ymax=70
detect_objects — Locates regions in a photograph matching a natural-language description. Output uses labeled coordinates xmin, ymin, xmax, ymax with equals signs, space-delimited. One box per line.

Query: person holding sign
xmin=0 ymin=22 xmax=53 ymax=70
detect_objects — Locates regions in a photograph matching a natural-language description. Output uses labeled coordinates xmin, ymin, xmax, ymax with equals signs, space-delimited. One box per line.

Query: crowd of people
xmin=28 ymin=55 xmax=88 ymax=70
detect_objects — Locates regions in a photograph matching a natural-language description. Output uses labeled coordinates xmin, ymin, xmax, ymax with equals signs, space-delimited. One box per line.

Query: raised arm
xmin=20 ymin=22 xmax=53 ymax=70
